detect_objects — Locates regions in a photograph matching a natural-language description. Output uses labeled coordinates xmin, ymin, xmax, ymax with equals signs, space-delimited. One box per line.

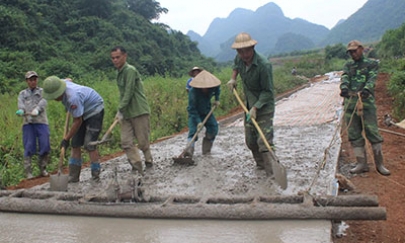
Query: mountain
xmin=188 ymin=2 xmax=329 ymax=61
xmin=321 ymin=0 xmax=405 ymax=45
xmin=188 ymin=0 xmax=405 ymax=62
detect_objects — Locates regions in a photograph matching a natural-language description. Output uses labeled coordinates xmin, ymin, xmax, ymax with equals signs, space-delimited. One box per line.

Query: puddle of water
xmin=0 ymin=213 xmax=331 ymax=243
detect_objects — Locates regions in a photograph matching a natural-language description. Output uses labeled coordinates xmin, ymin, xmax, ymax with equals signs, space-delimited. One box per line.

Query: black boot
xmin=91 ymin=162 xmax=101 ymax=182
xmin=130 ymin=161 xmax=144 ymax=176
xmin=184 ymin=146 xmax=194 ymax=158
xmin=252 ymin=151 xmax=264 ymax=169
xmin=372 ymin=143 xmax=390 ymax=176
xmin=68 ymin=164 xmax=82 ymax=183
xmin=261 ymin=152 xmax=274 ymax=176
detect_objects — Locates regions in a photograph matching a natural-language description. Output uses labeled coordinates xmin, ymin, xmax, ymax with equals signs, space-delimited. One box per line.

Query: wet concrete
xmin=1 ymin=72 xmax=345 ymax=242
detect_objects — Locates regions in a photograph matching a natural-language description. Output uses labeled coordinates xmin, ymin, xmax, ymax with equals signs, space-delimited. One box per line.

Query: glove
xmin=213 ymin=100 xmax=220 ymax=107
xmin=60 ymin=139 xmax=70 ymax=150
xmin=31 ymin=108 xmax=39 ymax=116
xmin=227 ymin=79 xmax=237 ymax=91
xmin=197 ymin=122 xmax=204 ymax=131
xmin=360 ymin=89 xmax=370 ymax=99
xmin=246 ymin=107 xmax=257 ymax=122
xmin=16 ymin=109 xmax=24 ymax=116
xmin=115 ymin=111 xmax=123 ymax=121
xmin=339 ymin=88 xmax=349 ymax=98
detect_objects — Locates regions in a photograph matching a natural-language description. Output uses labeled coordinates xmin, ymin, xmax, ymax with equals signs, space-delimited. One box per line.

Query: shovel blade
xmin=271 ymin=160 xmax=288 ymax=190
xmin=172 ymin=156 xmax=195 ymax=165
xmin=49 ymin=174 xmax=69 ymax=191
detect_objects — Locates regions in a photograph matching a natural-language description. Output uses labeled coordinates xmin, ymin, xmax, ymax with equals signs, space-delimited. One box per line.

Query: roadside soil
xmin=7 ymin=73 xmax=404 ymax=242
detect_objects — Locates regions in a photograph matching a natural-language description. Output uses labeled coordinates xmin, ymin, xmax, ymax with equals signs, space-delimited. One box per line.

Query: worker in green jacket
xmin=110 ymin=46 xmax=153 ymax=175
xmin=227 ymin=32 xmax=275 ymax=175
xmin=339 ymin=40 xmax=390 ymax=176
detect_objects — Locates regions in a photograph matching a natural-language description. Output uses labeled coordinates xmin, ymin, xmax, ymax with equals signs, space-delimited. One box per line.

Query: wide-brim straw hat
xmin=188 ymin=66 xmax=203 ymax=76
xmin=189 ymin=70 xmax=221 ymax=88
xmin=231 ymin=32 xmax=257 ymax=49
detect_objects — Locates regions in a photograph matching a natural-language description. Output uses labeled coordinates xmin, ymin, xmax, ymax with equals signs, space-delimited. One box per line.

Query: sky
xmin=156 ymin=0 xmax=369 ymax=36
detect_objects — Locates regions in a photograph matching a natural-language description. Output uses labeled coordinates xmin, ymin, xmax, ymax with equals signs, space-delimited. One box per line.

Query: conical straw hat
xmin=189 ymin=70 xmax=221 ymax=88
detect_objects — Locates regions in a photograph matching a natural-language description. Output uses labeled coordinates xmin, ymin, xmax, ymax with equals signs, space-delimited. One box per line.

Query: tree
xmin=126 ymin=0 xmax=168 ymax=20
xmin=324 ymin=43 xmax=347 ymax=60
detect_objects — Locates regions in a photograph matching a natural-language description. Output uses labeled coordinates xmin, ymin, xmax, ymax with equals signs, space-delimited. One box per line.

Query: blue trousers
xmin=22 ymin=124 xmax=51 ymax=157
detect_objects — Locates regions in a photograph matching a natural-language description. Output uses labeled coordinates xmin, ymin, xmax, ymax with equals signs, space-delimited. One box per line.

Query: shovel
xmin=232 ymin=88 xmax=288 ymax=189
xmin=173 ymin=104 xmax=217 ymax=165
xmin=49 ymin=112 xmax=70 ymax=191
xmin=88 ymin=117 xmax=120 ymax=146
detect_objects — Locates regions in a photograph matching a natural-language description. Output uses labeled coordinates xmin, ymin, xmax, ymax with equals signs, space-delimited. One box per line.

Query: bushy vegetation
xmin=378 ymin=23 xmax=405 ymax=120
xmin=0 ymin=0 xmax=217 ymax=95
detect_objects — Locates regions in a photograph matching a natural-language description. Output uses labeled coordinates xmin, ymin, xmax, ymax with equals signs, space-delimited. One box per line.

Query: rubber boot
xmin=144 ymin=148 xmax=153 ymax=168
xmin=24 ymin=157 xmax=33 ymax=179
xmin=252 ymin=150 xmax=264 ymax=169
xmin=125 ymin=147 xmax=143 ymax=175
xmin=184 ymin=146 xmax=194 ymax=158
xmin=38 ymin=154 xmax=49 ymax=177
xmin=202 ymin=137 xmax=214 ymax=155
xmin=91 ymin=162 xmax=101 ymax=182
xmin=68 ymin=164 xmax=82 ymax=183
xmin=261 ymin=152 xmax=274 ymax=176
xmin=372 ymin=143 xmax=390 ymax=176
xmin=130 ymin=161 xmax=144 ymax=176
xmin=350 ymin=146 xmax=369 ymax=174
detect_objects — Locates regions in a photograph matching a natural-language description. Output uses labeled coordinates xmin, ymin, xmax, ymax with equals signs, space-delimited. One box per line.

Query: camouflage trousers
xmin=343 ymin=98 xmax=383 ymax=147
xmin=244 ymin=112 xmax=274 ymax=152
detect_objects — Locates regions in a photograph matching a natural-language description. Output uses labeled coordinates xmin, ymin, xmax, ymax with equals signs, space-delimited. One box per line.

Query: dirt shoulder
xmin=333 ymin=73 xmax=405 ymax=242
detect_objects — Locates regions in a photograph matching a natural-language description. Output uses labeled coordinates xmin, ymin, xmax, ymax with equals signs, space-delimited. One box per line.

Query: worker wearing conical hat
xmin=183 ymin=70 xmax=221 ymax=158
xmin=227 ymin=32 xmax=276 ymax=173
xmin=186 ymin=67 xmax=203 ymax=92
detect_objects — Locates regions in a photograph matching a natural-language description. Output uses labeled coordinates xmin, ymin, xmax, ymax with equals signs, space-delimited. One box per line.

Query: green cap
xmin=43 ymin=76 xmax=66 ymax=100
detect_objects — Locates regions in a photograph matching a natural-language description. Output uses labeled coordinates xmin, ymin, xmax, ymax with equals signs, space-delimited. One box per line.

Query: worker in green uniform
xmin=110 ymin=46 xmax=153 ymax=175
xmin=339 ymin=40 xmax=390 ymax=176
xmin=184 ymin=70 xmax=220 ymax=158
xmin=227 ymin=32 xmax=275 ymax=175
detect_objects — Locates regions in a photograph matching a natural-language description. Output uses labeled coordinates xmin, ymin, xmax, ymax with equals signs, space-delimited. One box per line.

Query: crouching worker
xmin=184 ymin=70 xmax=221 ymax=158
xmin=43 ymin=76 xmax=104 ymax=182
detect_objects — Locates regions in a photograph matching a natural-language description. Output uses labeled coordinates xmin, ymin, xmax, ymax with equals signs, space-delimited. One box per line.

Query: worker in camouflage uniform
xmin=227 ymin=32 xmax=275 ymax=175
xmin=183 ymin=70 xmax=220 ymax=158
xmin=16 ymin=71 xmax=51 ymax=179
xmin=339 ymin=40 xmax=390 ymax=176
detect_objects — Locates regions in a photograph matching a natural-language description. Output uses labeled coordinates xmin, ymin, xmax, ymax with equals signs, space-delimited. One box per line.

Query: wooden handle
xmin=101 ymin=118 xmax=120 ymax=141
xmin=59 ymin=112 xmax=70 ymax=172
xmin=183 ymin=104 xmax=217 ymax=152
xmin=232 ymin=89 xmax=275 ymax=154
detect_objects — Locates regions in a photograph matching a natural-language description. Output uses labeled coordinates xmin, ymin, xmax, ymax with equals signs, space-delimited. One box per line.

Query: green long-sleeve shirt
xmin=116 ymin=62 xmax=150 ymax=119
xmin=233 ymin=51 xmax=275 ymax=114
